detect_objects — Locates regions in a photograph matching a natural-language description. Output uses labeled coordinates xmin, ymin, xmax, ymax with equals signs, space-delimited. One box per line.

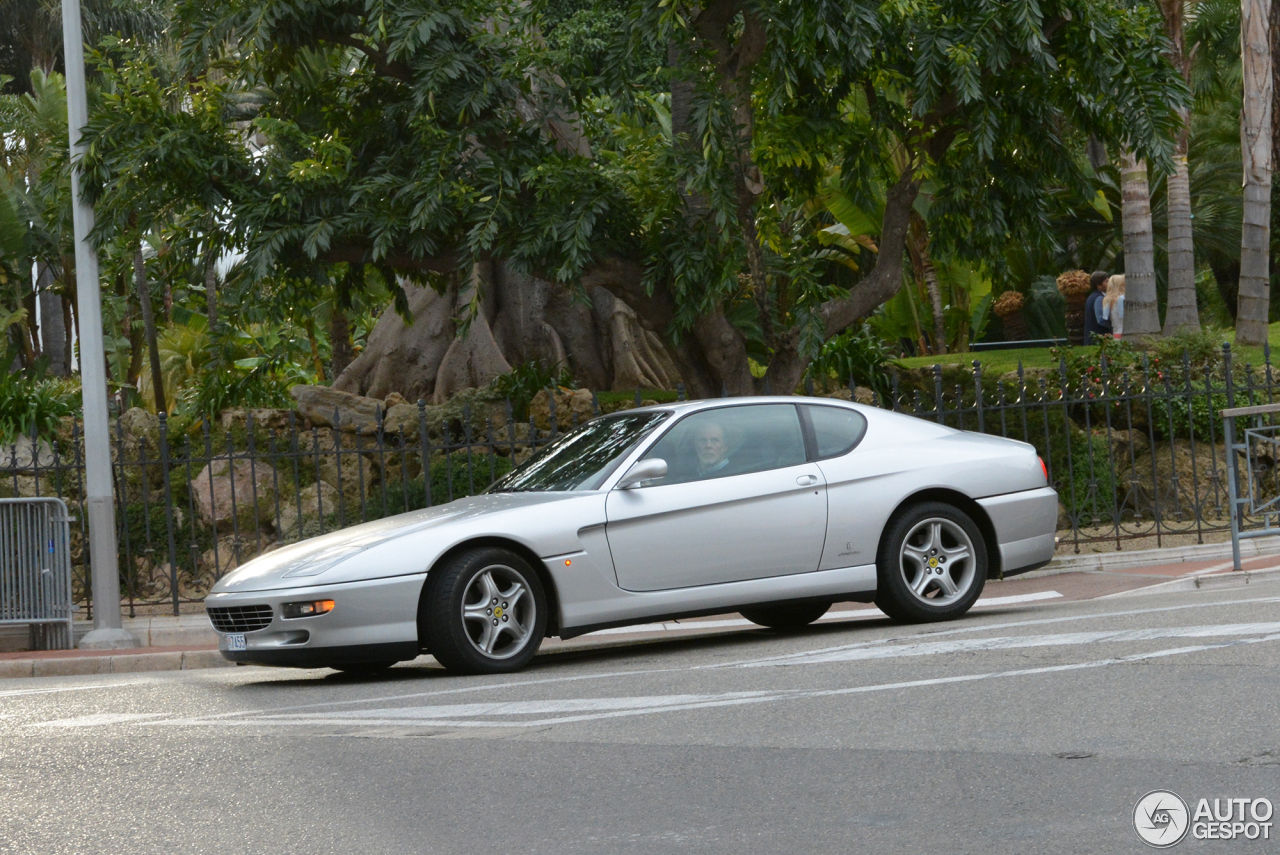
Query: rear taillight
xmin=1038 ymin=456 xmax=1048 ymax=483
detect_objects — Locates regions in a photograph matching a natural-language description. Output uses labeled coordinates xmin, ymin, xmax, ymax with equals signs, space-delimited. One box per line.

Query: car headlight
xmin=281 ymin=599 xmax=335 ymax=619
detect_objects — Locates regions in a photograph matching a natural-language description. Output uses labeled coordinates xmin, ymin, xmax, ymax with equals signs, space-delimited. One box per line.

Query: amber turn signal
xmin=281 ymin=599 xmax=336 ymax=619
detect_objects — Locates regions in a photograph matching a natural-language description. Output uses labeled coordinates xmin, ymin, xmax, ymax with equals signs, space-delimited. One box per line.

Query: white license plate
xmin=223 ymin=633 xmax=246 ymax=651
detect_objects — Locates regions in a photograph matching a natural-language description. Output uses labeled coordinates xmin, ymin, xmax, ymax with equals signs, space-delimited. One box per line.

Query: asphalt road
xmin=4 ymin=581 xmax=1280 ymax=855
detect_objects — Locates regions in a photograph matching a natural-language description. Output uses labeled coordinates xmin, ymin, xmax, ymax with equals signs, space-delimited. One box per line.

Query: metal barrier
xmin=0 ymin=498 xmax=75 ymax=649
xmin=1222 ymin=403 xmax=1280 ymax=572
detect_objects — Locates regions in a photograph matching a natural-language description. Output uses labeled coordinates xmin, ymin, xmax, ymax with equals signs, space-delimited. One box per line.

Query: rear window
xmin=804 ymin=405 xmax=867 ymax=459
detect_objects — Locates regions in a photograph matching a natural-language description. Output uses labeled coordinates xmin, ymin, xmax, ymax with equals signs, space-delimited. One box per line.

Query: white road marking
xmin=141 ymin=593 xmax=1280 ymax=727
xmin=138 ymin=630 xmax=1280 ymax=729
xmin=0 ymin=682 xmax=138 ymax=701
xmin=36 ymin=713 xmax=166 ymax=728
xmin=741 ymin=622 xmax=1280 ymax=667
xmin=585 ymin=591 xmax=1064 ymax=637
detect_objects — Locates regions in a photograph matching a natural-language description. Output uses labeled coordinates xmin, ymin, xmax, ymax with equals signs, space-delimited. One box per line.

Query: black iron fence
xmin=6 ymin=341 xmax=1277 ymax=616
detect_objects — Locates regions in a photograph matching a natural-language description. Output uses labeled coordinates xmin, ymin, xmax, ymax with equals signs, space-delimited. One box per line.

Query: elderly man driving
xmin=693 ymin=422 xmax=732 ymax=478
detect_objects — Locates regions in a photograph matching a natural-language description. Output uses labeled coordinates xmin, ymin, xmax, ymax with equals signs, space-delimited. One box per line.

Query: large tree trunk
xmin=1120 ymin=153 xmax=1161 ymax=337
xmin=334 ymin=264 xmax=678 ymax=402
xmin=1239 ymin=0 xmax=1275 ymax=345
xmin=1160 ymin=0 xmax=1200 ymax=335
xmin=133 ymin=243 xmax=166 ymax=415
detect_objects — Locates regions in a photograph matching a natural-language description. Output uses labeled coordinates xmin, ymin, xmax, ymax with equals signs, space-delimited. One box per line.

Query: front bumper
xmin=205 ymin=573 xmax=426 ymax=668
xmin=977 ymin=486 xmax=1059 ymax=576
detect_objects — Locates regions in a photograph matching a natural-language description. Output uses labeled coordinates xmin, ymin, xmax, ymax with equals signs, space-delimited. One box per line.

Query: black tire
xmin=875 ymin=501 xmax=987 ymax=623
xmin=421 ymin=546 xmax=547 ymax=675
xmin=740 ymin=600 xmax=832 ymax=630
xmin=330 ymin=661 xmax=398 ymax=675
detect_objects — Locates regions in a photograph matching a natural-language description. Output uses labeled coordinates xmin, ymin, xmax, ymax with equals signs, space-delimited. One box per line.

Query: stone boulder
xmin=291 ymin=385 xmax=386 ymax=434
xmin=277 ymin=481 xmax=340 ymax=540
xmin=529 ymin=388 xmax=596 ymax=431
xmin=192 ymin=459 xmax=276 ymax=529
xmin=1119 ymin=440 xmax=1231 ymax=522
xmin=219 ymin=408 xmax=296 ymax=432
xmin=118 ymin=407 xmax=160 ymax=444
xmin=0 ymin=435 xmax=56 ymax=472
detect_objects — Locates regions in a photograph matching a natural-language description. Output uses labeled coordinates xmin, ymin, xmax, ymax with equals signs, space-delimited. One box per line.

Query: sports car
xmin=206 ymin=397 xmax=1058 ymax=674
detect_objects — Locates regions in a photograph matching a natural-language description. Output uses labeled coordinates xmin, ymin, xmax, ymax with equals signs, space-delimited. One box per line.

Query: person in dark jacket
xmin=1083 ymin=270 xmax=1112 ymax=344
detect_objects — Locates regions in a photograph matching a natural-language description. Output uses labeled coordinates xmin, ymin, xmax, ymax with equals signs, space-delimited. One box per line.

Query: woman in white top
xmin=1102 ymin=274 xmax=1125 ymax=339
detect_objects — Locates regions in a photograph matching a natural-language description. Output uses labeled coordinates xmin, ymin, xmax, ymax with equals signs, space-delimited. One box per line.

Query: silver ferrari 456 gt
xmin=206 ymin=397 xmax=1058 ymax=674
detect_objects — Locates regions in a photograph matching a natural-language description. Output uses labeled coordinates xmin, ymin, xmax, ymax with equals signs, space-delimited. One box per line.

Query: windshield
xmin=488 ymin=412 xmax=670 ymax=492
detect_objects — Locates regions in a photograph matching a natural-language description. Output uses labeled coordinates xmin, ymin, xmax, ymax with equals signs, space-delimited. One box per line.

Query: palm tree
xmin=1121 ymin=153 xmax=1161 ymax=336
xmin=1160 ymin=0 xmax=1201 ymax=334
xmin=1237 ymin=0 xmax=1272 ymax=345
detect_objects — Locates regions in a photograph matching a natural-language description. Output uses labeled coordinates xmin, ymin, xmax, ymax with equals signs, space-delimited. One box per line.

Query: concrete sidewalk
xmin=3 ymin=543 xmax=1279 ymax=679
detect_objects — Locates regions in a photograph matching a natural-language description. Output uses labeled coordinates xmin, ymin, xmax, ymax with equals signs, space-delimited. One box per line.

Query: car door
xmin=604 ymin=403 xmax=828 ymax=592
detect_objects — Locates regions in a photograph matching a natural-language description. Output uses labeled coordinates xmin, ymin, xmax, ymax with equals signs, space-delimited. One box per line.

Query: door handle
xmin=796 ymin=474 xmax=818 ymax=486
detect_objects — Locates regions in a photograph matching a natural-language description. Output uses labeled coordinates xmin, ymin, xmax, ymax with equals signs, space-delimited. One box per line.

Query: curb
xmin=1020 ymin=535 xmax=1280 ymax=578
xmin=0 ymin=648 xmax=232 ymax=680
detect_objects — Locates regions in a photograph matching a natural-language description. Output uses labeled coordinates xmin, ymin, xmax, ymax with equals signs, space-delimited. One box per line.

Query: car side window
xmin=803 ymin=405 xmax=867 ymax=459
xmin=641 ymin=404 xmax=807 ymax=485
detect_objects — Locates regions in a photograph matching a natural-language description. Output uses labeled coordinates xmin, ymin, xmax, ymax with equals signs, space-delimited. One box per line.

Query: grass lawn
xmin=893 ymin=322 xmax=1280 ymax=374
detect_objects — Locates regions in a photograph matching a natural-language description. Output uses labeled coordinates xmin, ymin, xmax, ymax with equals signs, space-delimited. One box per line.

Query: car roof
xmin=618 ymin=395 xmax=863 ymax=417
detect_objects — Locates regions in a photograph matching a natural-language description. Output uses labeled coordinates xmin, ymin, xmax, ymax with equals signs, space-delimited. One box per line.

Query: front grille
xmin=207 ymin=605 xmax=273 ymax=633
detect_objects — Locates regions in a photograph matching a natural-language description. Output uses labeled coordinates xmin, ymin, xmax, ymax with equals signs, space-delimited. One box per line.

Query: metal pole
xmin=61 ymin=0 xmax=137 ymax=649
xmin=1225 ymin=413 xmax=1243 ymax=572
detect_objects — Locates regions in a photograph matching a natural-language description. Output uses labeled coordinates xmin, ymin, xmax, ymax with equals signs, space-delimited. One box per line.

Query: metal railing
xmin=0 ymin=498 xmax=75 ymax=649
xmin=1221 ymin=402 xmax=1280 ymax=570
xmin=3 ymin=340 xmax=1277 ymax=616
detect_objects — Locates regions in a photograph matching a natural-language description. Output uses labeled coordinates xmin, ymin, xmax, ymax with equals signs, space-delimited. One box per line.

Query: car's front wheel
xmin=421 ymin=546 xmax=547 ymax=674
xmin=875 ymin=501 xmax=987 ymax=623
xmin=740 ymin=600 xmax=832 ymax=630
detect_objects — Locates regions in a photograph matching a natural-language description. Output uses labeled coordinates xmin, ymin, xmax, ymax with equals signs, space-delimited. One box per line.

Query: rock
xmin=191 ymin=459 xmax=276 ymax=529
xmin=1120 ymin=440 xmax=1231 ymax=521
xmin=200 ymin=536 xmax=244 ymax=577
xmin=529 ymin=388 xmax=595 ymax=430
xmin=291 ymin=385 xmax=386 ymax=434
xmin=383 ymin=402 xmax=421 ymax=438
xmin=118 ymin=407 xmax=160 ymax=444
xmin=220 ymin=408 xmax=296 ymax=431
xmin=277 ymin=481 xmax=339 ymax=540
xmin=820 ymin=387 xmax=877 ymax=405
xmin=0 ymin=436 xmax=56 ymax=472
xmin=384 ymin=392 xmax=409 ymax=409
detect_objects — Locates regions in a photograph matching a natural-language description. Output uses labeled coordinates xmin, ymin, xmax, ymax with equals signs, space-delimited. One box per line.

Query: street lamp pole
xmin=61 ymin=0 xmax=137 ymax=649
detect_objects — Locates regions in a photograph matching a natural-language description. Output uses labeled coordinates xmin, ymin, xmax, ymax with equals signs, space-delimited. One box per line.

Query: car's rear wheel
xmin=421 ymin=546 xmax=547 ymax=674
xmin=330 ymin=661 xmax=398 ymax=676
xmin=740 ymin=601 xmax=832 ymax=630
xmin=875 ymin=501 xmax=987 ymax=623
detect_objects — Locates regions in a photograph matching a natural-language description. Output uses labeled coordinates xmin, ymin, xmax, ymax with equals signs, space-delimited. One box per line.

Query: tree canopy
xmin=76 ymin=0 xmax=1188 ymax=396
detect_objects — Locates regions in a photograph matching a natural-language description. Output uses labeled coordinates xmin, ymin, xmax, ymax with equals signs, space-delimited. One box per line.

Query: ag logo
xmin=1134 ymin=790 xmax=1190 ymax=847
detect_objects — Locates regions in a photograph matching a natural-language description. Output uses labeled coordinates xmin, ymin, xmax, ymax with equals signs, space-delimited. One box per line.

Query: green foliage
xmin=490 ymin=360 xmax=576 ymax=420
xmin=176 ymin=324 xmax=312 ymax=419
xmin=805 ymin=325 xmax=893 ymax=398
xmin=381 ymin=452 xmax=515 ymax=511
xmin=1152 ymin=382 xmax=1229 ymax=443
xmin=0 ymin=372 xmax=76 ymax=442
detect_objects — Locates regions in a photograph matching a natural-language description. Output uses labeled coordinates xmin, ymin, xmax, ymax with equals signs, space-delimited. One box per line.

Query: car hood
xmin=210 ymin=491 xmax=579 ymax=594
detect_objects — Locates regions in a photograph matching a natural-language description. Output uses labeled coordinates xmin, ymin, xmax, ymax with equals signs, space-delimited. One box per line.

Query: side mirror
xmin=617 ymin=458 xmax=667 ymax=489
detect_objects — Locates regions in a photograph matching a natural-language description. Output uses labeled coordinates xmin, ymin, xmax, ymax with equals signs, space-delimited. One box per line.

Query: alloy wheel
xmin=898 ymin=517 xmax=977 ymax=607
xmin=460 ymin=564 xmax=537 ymax=660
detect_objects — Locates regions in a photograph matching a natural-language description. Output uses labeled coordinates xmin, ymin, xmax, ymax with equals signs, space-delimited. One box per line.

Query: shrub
xmin=0 ymin=373 xmax=77 ymax=442
xmin=381 ymin=451 xmax=515 ymax=511
xmin=805 ymin=324 xmax=893 ymax=399
xmin=491 ymin=360 xmax=575 ymax=420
